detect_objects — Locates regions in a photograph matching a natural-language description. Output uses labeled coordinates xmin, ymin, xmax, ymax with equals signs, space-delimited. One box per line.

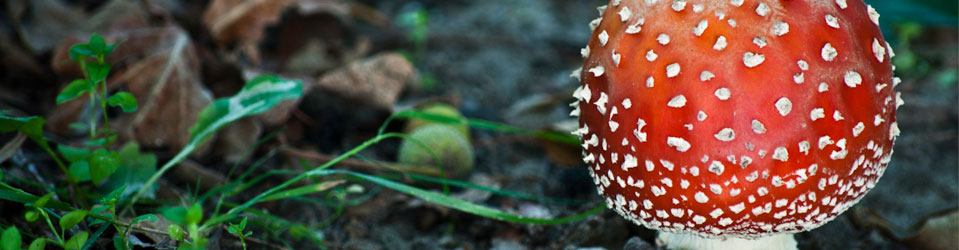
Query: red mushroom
xmin=571 ymin=0 xmax=901 ymax=249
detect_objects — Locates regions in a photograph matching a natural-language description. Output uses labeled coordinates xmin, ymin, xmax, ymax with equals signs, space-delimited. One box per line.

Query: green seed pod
xmin=398 ymin=124 xmax=474 ymax=179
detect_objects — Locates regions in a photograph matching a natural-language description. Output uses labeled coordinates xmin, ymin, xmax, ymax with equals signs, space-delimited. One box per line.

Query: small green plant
xmin=161 ymin=203 xmax=208 ymax=250
xmin=227 ymin=217 xmax=252 ymax=250
xmin=16 ymin=192 xmax=88 ymax=250
xmin=396 ymin=6 xmax=439 ymax=90
xmin=397 ymin=7 xmax=429 ymax=60
xmin=56 ymin=34 xmax=138 ymax=188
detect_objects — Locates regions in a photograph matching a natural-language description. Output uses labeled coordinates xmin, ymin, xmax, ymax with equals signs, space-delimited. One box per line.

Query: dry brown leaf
xmin=214 ymin=117 xmax=263 ymax=163
xmin=7 ymin=0 xmax=150 ymax=55
xmin=904 ymin=209 xmax=959 ymax=250
xmin=79 ymin=0 xmax=150 ymax=35
xmin=5 ymin=0 xmax=85 ymax=53
xmin=314 ymin=52 xmax=414 ymax=110
xmin=0 ymin=133 xmax=27 ymax=165
xmin=295 ymin=0 xmax=349 ymax=16
xmin=115 ymin=28 xmax=214 ymax=151
xmin=203 ymin=0 xmax=296 ymax=44
xmin=282 ymin=40 xmax=337 ymax=75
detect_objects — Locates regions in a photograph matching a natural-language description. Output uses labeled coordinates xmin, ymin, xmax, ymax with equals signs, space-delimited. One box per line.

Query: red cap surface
xmin=572 ymin=0 xmax=900 ymax=238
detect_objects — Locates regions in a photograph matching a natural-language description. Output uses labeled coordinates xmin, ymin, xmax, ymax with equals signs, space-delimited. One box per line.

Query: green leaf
xmin=24 ymin=210 xmax=39 ymax=222
xmin=100 ymin=186 xmax=126 ymax=206
xmin=89 ymin=149 xmax=119 ymax=184
xmin=0 ymin=115 xmax=48 ymax=149
xmin=82 ymin=137 xmax=109 ymax=147
xmin=57 ymin=145 xmax=90 ymax=163
xmin=31 ymin=193 xmax=55 ymax=208
xmin=0 ymin=169 xmax=3 ymax=181
xmin=189 ymin=75 xmax=302 ymax=144
xmin=227 ymin=217 xmax=247 ymax=235
xmin=132 ymin=75 xmax=302 ymax=203
xmin=1 ymin=227 xmax=20 ymax=250
xmin=88 ymin=205 xmax=110 ymax=226
xmin=100 ymin=143 xmax=156 ymax=200
xmin=86 ymin=62 xmax=111 ymax=84
xmin=0 ymin=190 xmax=72 ymax=211
xmin=88 ymin=34 xmax=106 ymax=55
xmin=69 ymin=44 xmax=93 ymax=61
xmin=27 ymin=238 xmax=46 ymax=250
xmin=90 ymin=205 xmax=109 ymax=216
xmin=112 ymin=236 xmax=124 ymax=250
xmin=132 ymin=214 xmax=157 ymax=225
xmin=160 ymin=206 xmax=188 ymax=225
xmin=56 ymin=80 xmax=92 ymax=104
xmin=228 ymin=217 xmax=248 ymax=235
xmin=59 ymin=210 xmax=89 ymax=231
xmin=64 ymin=232 xmax=88 ymax=250
xmin=107 ymin=92 xmax=137 ymax=112
xmin=68 ymin=161 xmax=92 ymax=182
xmin=185 ymin=203 xmax=203 ymax=225
xmin=167 ymin=225 xmax=184 ymax=241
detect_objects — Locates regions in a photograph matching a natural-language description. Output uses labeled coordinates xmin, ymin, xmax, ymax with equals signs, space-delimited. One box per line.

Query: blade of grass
xmin=81 ymin=221 xmax=110 ymax=250
xmin=379 ymin=110 xmax=578 ymax=146
xmin=348 ymin=154 xmax=589 ymax=205
xmin=311 ymin=169 xmax=602 ymax=224
xmin=0 ymin=188 xmax=73 ymax=211
xmin=382 ymin=172 xmax=590 ymax=205
xmin=260 ymin=180 xmax=345 ymax=202
xmin=284 ymin=186 xmax=379 ymax=207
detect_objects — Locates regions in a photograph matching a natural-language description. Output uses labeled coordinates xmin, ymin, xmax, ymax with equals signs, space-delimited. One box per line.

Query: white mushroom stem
xmin=656 ymin=232 xmax=797 ymax=250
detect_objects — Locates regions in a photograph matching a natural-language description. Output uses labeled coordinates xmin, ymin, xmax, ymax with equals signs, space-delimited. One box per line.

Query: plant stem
xmin=40 ymin=210 xmax=63 ymax=245
xmin=79 ymin=60 xmax=97 ymax=140
xmin=40 ymin=145 xmax=88 ymax=208
xmin=97 ymin=57 xmax=110 ymax=131
xmin=84 ymin=213 xmax=167 ymax=235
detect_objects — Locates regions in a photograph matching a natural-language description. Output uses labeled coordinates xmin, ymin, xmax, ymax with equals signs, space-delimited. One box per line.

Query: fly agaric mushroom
xmin=570 ymin=0 xmax=901 ymax=249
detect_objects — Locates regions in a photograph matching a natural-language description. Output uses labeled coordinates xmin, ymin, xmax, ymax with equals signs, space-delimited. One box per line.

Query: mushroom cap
xmin=573 ymin=0 xmax=900 ymax=238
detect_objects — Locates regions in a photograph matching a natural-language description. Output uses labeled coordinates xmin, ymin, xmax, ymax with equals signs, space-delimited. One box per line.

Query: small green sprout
xmin=227 ymin=217 xmax=252 ymax=250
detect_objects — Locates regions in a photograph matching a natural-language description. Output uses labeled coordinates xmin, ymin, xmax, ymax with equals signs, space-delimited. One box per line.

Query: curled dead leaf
xmin=904 ymin=209 xmax=959 ymax=250
xmin=314 ymin=52 xmax=414 ymax=110
xmin=117 ymin=28 xmax=214 ymax=151
xmin=203 ymin=0 xmax=296 ymax=44
xmin=0 ymin=133 xmax=27 ymax=165
xmin=214 ymin=117 xmax=263 ymax=163
xmin=6 ymin=0 xmax=85 ymax=53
